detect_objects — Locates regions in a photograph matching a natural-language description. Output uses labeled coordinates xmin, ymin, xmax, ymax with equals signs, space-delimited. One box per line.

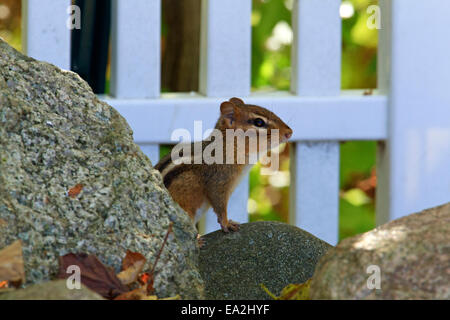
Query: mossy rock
xmin=199 ymin=221 xmax=332 ymax=299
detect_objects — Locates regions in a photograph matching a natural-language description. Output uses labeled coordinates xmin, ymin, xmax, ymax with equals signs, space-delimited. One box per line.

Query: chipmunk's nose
xmin=284 ymin=129 xmax=293 ymax=140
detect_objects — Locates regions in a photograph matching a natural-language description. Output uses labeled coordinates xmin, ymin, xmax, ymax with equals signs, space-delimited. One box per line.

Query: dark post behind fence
xmin=71 ymin=0 xmax=111 ymax=94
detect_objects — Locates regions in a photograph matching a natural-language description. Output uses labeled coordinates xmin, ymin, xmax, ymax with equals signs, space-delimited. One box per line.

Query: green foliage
xmin=252 ymin=0 xmax=292 ymax=90
xmin=340 ymin=141 xmax=376 ymax=188
xmin=159 ymin=145 xmax=172 ymax=159
xmin=341 ymin=0 xmax=378 ymax=89
xmin=339 ymin=198 xmax=375 ymax=239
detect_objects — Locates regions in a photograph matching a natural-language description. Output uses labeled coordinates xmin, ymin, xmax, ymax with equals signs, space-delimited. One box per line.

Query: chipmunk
xmin=155 ymin=97 xmax=292 ymax=235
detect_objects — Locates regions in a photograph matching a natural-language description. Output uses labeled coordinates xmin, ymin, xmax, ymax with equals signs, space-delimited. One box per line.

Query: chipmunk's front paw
xmin=221 ymin=219 xmax=240 ymax=233
xmin=197 ymin=234 xmax=206 ymax=249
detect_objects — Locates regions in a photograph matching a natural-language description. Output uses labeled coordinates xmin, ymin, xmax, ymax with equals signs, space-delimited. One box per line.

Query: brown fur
xmin=155 ymin=98 xmax=292 ymax=232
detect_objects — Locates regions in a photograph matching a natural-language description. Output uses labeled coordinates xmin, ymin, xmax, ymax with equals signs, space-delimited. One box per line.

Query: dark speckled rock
xmin=310 ymin=202 xmax=450 ymax=300
xmin=199 ymin=221 xmax=332 ymax=299
xmin=0 ymin=39 xmax=204 ymax=299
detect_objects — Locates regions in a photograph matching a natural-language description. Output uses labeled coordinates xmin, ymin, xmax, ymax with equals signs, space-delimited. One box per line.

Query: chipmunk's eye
xmin=253 ymin=118 xmax=266 ymax=128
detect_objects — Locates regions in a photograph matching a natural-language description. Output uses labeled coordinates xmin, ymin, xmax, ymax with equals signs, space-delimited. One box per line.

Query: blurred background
xmin=0 ymin=0 xmax=378 ymax=241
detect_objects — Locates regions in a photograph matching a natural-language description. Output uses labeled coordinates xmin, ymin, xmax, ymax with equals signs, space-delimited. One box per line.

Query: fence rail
xmin=21 ymin=0 xmax=450 ymax=245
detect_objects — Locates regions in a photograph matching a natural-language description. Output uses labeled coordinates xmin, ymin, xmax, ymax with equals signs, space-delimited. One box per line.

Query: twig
xmin=147 ymin=222 xmax=173 ymax=294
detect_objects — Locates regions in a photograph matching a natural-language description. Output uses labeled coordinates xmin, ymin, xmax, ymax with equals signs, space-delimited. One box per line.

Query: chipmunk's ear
xmin=229 ymin=97 xmax=244 ymax=106
xmin=220 ymin=101 xmax=239 ymax=126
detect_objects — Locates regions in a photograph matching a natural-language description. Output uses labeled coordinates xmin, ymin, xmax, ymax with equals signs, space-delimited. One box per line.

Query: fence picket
xmin=290 ymin=142 xmax=340 ymax=244
xmin=289 ymin=0 xmax=341 ymax=245
xmin=199 ymin=0 xmax=252 ymax=97
xmin=376 ymin=0 xmax=450 ymax=223
xmin=22 ymin=0 xmax=71 ymax=70
xmin=110 ymin=0 xmax=160 ymax=98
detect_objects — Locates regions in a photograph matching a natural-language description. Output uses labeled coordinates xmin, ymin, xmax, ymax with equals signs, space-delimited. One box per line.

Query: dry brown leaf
xmin=116 ymin=250 xmax=146 ymax=285
xmin=57 ymin=253 xmax=128 ymax=299
xmin=0 ymin=286 xmax=15 ymax=295
xmin=114 ymin=285 xmax=149 ymax=300
xmin=68 ymin=184 xmax=83 ymax=198
xmin=0 ymin=240 xmax=25 ymax=285
xmin=114 ymin=284 xmax=180 ymax=300
xmin=121 ymin=250 xmax=146 ymax=271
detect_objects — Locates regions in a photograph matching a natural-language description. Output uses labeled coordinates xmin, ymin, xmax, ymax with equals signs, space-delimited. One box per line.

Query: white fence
xmin=22 ymin=0 xmax=450 ymax=245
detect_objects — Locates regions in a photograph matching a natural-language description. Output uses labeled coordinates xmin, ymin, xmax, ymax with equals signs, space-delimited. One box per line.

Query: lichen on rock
xmin=0 ymin=38 xmax=204 ymax=299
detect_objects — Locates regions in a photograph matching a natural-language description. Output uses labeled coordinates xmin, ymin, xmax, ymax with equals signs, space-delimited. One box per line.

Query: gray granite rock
xmin=199 ymin=221 xmax=332 ymax=299
xmin=0 ymin=280 xmax=103 ymax=300
xmin=0 ymin=39 xmax=204 ymax=299
xmin=310 ymin=202 xmax=450 ymax=300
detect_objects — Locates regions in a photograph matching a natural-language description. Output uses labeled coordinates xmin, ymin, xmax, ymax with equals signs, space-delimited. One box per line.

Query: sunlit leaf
xmin=0 ymin=240 xmax=25 ymax=286
xmin=116 ymin=250 xmax=147 ymax=285
xmin=261 ymin=279 xmax=311 ymax=300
